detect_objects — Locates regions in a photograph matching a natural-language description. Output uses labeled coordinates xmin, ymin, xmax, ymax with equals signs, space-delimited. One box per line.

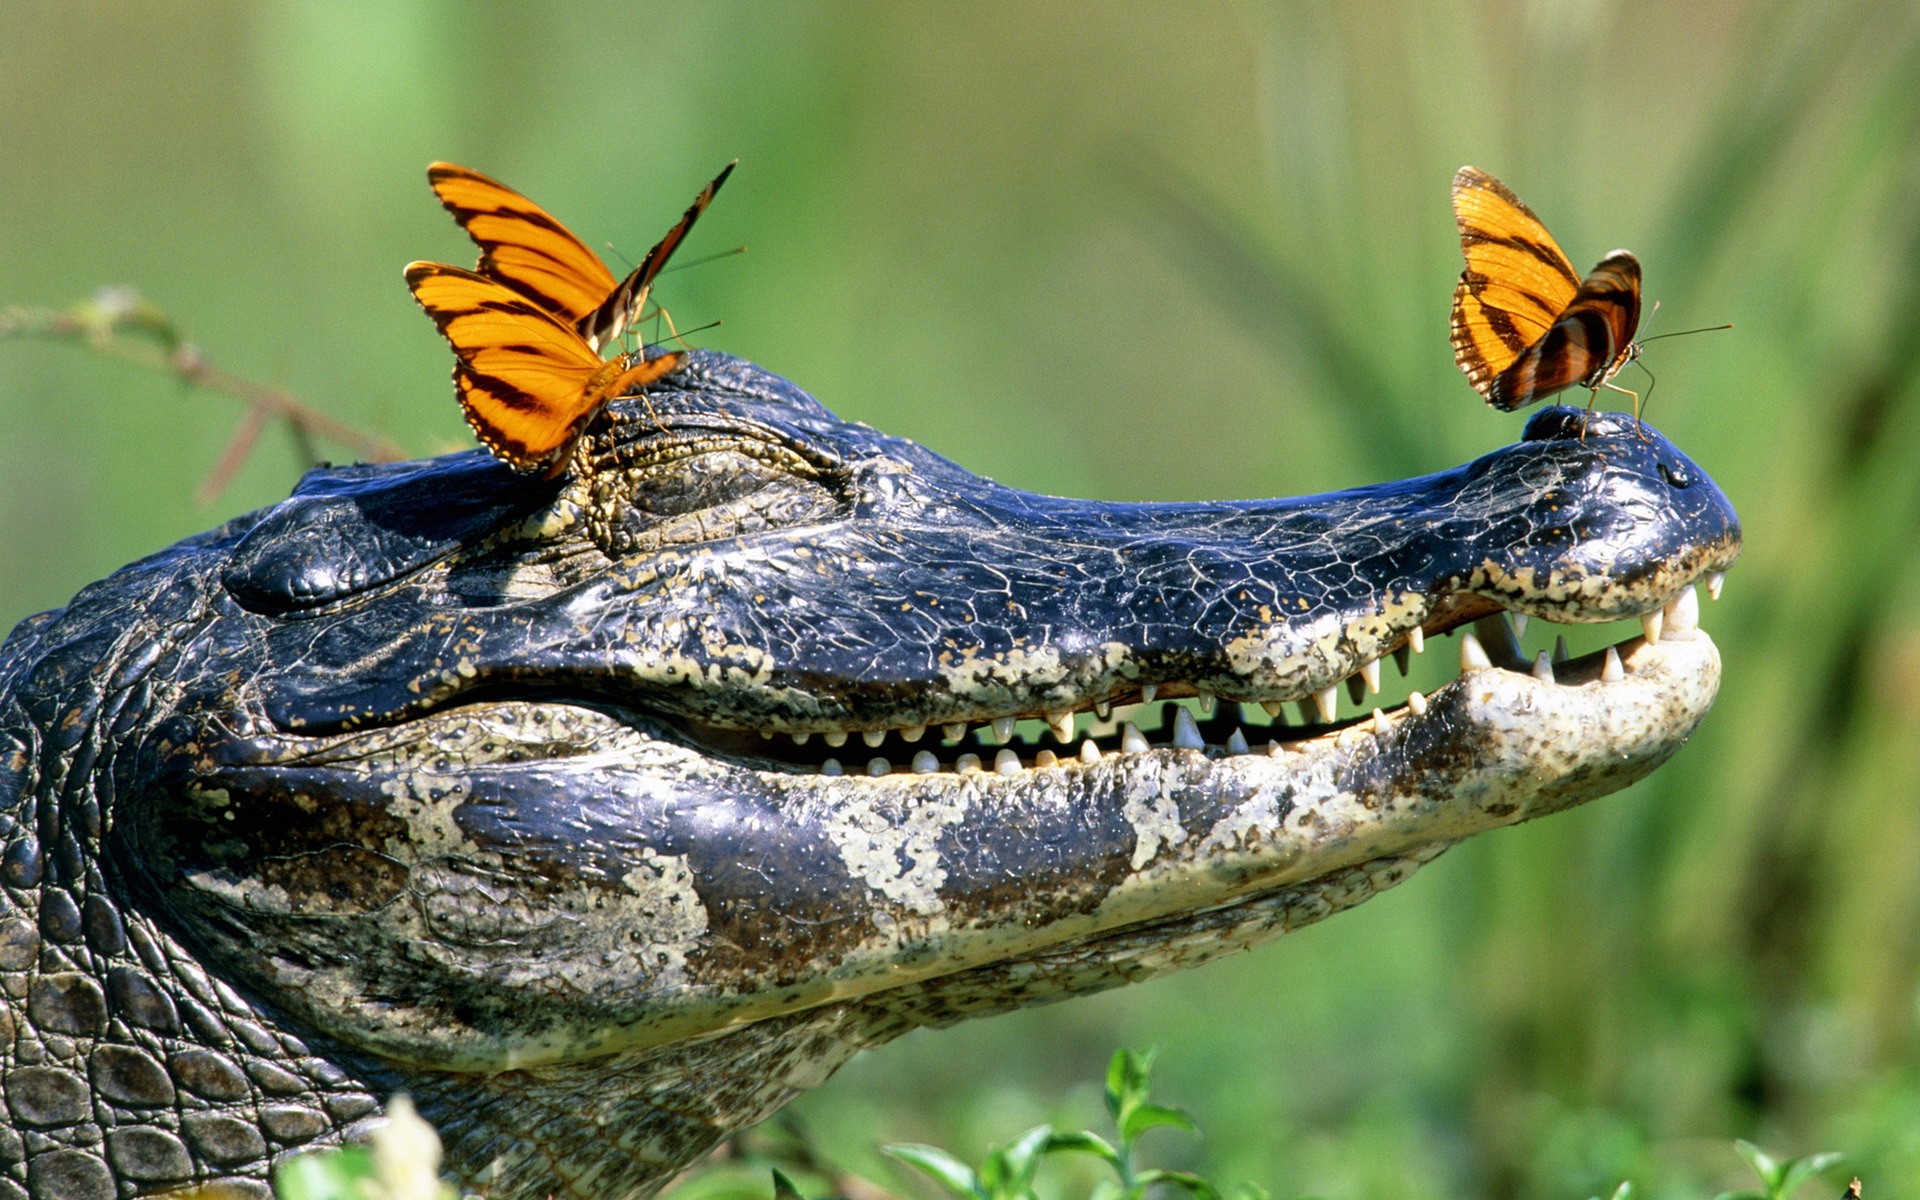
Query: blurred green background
xmin=5 ymin=2 xmax=1919 ymax=1198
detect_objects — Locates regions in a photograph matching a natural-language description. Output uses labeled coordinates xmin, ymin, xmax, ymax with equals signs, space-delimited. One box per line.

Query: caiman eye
xmin=581 ymin=439 xmax=848 ymax=557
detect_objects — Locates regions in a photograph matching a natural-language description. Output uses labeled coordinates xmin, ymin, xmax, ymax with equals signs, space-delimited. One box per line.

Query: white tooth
xmin=1172 ymin=707 xmax=1204 ymax=750
xmin=991 ymin=716 xmax=1016 ymax=743
xmin=1406 ymin=690 xmax=1428 ymax=715
xmin=994 ymin=748 xmax=1021 ymax=776
xmin=866 ymin=756 xmax=891 ymax=777
xmin=1226 ymin=727 xmax=1250 ymax=754
xmin=956 ymin=752 xmax=982 ymax=773
xmin=1532 ymin=651 xmax=1555 ymax=683
xmin=1460 ymin=631 xmax=1492 ymax=671
xmin=821 ymin=758 xmax=843 ymax=775
xmin=912 ymin=750 xmax=940 ymax=774
xmin=1706 ymin=571 xmax=1724 ymax=600
xmin=760 ymin=730 xmax=773 ymax=739
xmin=1666 ymin=585 xmax=1699 ymax=633
xmin=1047 ymin=711 xmax=1075 ymax=742
xmin=1360 ymin=658 xmax=1381 ymax=694
xmin=1602 ymin=646 xmax=1624 ymax=682
xmin=1554 ymin=635 xmax=1570 ymax=664
xmin=1196 ymin=691 xmax=1216 ymax=716
xmin=1640 ymin=608 xmax=1663 ymax=646
xmin=1079 ymin=738 xmax=1102 ymax=764
xmin=1393 ymin=645 xmax=1411 ymax=675
xmin=824 ymin=731 xmax=848 ymax=748
xmin=901 ymin=724 xmax=926 ymax=743
xmin=1372 ymin=708 xmax=1392 ymax=735
xmin=1121 ymin=722 xmax=1149 ymax=753
xmin=943 ymin=722 xmax=968 ymax=742
xmin=1408 ymin=626 xmax=1425 ymax=654
xmin=1265 ymin=740 xmax=1284 ymax=756
xmin=1512 ymin=612 xmax=1529 ymax=638
xmin=1314 ymin=685 xmax=1338 ymax=723
xmin=791 ymin=732 xmax=812 ymax=746
xmin=1094 ymin=699 xmax=1112 ymax=720
xmin=1035 ymin=749 xmax=1059 ymax=768
xmin=1345 ymin=674 xmax=1365 ymax=705
xmin=1139 ymin=683 xmax=1158 ymax=703
xmin=862 ymin=729 xmax=886 ymax=748
xmin=1262 ymin=700 xmax=1286 ymax=718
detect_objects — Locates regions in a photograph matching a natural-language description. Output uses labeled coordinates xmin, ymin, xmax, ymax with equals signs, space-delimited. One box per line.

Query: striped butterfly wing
xmin=405 ymin=262 xmax=681 ymax=477
xmin=1483 ymin=251 xmax=1642 ymax=410
xmin=1450 ymin=166 xmax=1644 ymax=411
xmin=428 ymin=163 xmax=619 ymax=332
xmin=576 ymin=160 xmax=736 ymax=354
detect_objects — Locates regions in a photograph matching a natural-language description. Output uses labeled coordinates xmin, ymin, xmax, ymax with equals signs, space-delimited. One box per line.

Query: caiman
xmin=0 ymin=351 xmax=1740 ymax=1199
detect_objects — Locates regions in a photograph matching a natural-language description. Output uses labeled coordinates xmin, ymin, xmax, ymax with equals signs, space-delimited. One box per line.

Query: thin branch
xmin=1 ymin=287 xmax=406 ymax=500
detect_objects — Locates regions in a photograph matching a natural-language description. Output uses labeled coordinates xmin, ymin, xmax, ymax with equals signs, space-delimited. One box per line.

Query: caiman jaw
xmin=691 ymin=581 xmax=1723 ymax=780
xmin=169 ymin=360 xmax=1740 ymax=1075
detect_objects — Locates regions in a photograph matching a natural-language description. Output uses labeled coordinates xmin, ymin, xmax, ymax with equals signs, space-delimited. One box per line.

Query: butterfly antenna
xmin=661 ymin=244 xmax=748 ymax=276
xmin=1638 ymin=322 xmax=1734 ymax=345
xmin=666 ymin=318 xmax=722 ymax=350
xmin=603 ymin=242 xmax=637 ymax=274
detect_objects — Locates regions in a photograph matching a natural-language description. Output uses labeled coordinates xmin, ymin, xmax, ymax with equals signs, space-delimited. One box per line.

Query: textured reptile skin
xmin=0 ymin=353 xmax=1739 ymax=1198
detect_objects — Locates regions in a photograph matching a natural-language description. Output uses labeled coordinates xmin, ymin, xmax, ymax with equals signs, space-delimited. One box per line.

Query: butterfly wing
xmin=405 ymin=262 xmax=680 ymax=476
xmin=577 ymin=160 xmax=736 ymax=353
xmin=1483 ymin=250 xmax=1642 ymax=410
xmin=1450 ymin=166 xmax=1587 ymax=404
xmin=427 ymin=162 xmax=619 ymax=329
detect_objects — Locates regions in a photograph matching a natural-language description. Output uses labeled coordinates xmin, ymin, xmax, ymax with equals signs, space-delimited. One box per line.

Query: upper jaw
xmin=253 ymin=403 xmax=1738 ymax=756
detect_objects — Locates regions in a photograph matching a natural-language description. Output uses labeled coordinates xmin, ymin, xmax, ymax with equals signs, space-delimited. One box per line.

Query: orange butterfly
xmin=406 ymin=164 xmax=732 ymax=477
xmin=1450 ymin=166 xmax=1643 ymax=413
xmin=428 ymin=159 xmax=734 ymax=351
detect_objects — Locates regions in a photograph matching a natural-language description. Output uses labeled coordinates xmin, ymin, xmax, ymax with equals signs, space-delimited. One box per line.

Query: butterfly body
xmin=408 ymin=162 xmax=733 ymax=476
xmin=1450 ymin=166 xmax=1643 ymax=412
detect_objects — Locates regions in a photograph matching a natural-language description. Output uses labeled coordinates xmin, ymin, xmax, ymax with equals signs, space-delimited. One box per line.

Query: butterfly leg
xmin=1601 ymin=379 xmax=1650 ymax=440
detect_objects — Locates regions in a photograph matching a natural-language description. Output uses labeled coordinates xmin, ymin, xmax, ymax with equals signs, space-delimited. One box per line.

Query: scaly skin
xmin=0 ymin=352 xmax=1739 ymax=1199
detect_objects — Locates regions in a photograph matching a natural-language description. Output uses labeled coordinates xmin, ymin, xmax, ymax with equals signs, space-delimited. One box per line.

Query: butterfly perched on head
xmin=406 ymin=162 xmax=733 ymax=477
xmin=1450 ymin=166 xmax=1643 ymax=413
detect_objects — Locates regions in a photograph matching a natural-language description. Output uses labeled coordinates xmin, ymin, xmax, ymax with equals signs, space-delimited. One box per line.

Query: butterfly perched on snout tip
xmin=406 ymin=162 xmax=734 ymax=477
xmin=1450 ymin=166 xmax=1643 ymax=412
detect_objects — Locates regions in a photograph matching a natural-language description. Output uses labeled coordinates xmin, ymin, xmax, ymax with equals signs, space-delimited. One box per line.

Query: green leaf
xmin=993 ymin=1125 xmax=1058 ymax=1192
xmin=1227 ymin=1184 xmax=1273 ymax=1200
xmin=1774 ymin=1152 xmax=1846 ymax=1199
xmin=771 ymin=1168 xmax=806 ymax=1200
xmin=271 ymin=1145 xmax=378 ymax=1200
xmin=883 ymin=1143 xmax=983 ymax=1200
xmin=1119 ymin=1101 xmax=1195 ymax=1144
xmin=1105 ymin=1048 xmax=1156 ymax=1124
xmin=1038 ymin=1129 xmax=1121 ymax=1170
xmin=1734 ymin=1141 xmax=1782 ymax=1190
xmin=1132 ymin=1167 xmax=1221 ymax=1200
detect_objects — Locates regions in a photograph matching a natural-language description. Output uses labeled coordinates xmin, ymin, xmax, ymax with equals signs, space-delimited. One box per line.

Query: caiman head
xmin=0 ymin=352 xmax=1738 ymax=1199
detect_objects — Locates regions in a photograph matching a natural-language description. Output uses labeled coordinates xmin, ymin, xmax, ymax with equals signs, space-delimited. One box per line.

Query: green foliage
xmin=875 ymin=1050 xmax=1271 ymax=1200
xmin=271 ymin=1146 xmax=379 ymax=1200
xmin=1710 ymin=1142 xmax=1846 ymax=1200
